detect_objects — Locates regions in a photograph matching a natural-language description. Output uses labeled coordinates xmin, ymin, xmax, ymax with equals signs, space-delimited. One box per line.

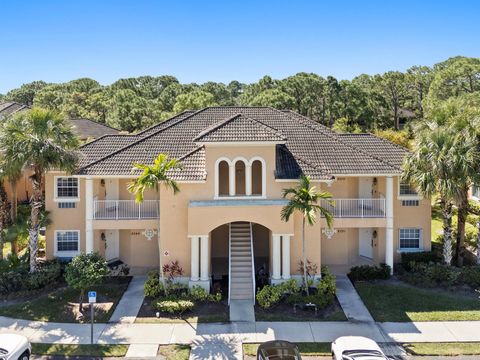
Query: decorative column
xmin=245 ymin=163 xmax=252 ymax=196
xmin=200 ymin=235 xmax=210 ymax=281
xmin=385 ymin=176 xmax=394 ymax=274
xmin=189 ymin=236 xmax=199 ymax=281
xmin=229 ymin=164 xmax=236 ymax=196
xmin=85 ymin=177 xmax=94 ymax=254
xmin=272 ymin=234 xmax=281 ymax=281
xmin=281 ymin=235 xmax=291 ymax=279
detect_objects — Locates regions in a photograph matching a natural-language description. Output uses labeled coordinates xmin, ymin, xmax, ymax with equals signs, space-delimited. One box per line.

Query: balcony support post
xmin=189 ymin=236 xmax=200 ymax=281
xmin=281 ymin=235 xmax=291 ymax=280
xmin=386 ymin=176 xmax=394 ymax=274
xmin=85 ymin=177 xmax=94 ymax=254
xmin=272 ymin=234 xmax=281 ymax=281
xmin=200 ymin=235 xmax=210 ymax=281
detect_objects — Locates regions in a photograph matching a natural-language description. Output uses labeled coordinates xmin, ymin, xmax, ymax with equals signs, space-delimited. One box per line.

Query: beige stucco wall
xmin=45 ymin=142 xmax=431 ymax=277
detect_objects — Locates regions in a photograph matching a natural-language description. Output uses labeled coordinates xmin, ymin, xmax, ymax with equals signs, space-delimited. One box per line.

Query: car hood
xmin=0 ymin=334 xmax=27 ymax=354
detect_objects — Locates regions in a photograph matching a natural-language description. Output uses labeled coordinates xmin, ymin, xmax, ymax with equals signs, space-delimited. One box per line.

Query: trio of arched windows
xmin=215 ymin=157 xmax=266 ymax=198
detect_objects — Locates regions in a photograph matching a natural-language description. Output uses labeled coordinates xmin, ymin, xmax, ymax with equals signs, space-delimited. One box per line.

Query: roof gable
xmin=193 ymin=114 xmax=286 ymax=143
xmin=76 ymin=106 xmax=405 ymax=180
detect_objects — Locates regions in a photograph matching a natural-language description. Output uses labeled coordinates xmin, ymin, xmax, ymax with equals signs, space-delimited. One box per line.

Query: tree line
xmin=1 ymin=56 xmax=479 ymax=135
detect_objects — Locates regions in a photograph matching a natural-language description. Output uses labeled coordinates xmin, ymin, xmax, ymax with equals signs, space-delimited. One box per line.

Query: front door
xmin=358 ymin=177 xmax=373 ymax=198
xmin=105 ymin=230 xmax=119 ymax=261
xmin=359 ymin=228 xmax=373 ymax=259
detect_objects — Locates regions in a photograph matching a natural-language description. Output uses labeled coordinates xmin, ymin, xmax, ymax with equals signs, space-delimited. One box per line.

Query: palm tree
xmin=0 ymin=173 xmax=9 ymax=260
xmin=0 ymin=108 xmax=78 ymax=272
xmin=281 ymin=175 xmax=333 ymax=295
xmin=404 ymin=120 xmax=480 ymax=266
xmin=127 ymin=154 xmax=181 ymax=288
xmin=1 ymin=156 xmax=23 ymax=255
xmin=403 ymin=123 xmax=457 ymax=265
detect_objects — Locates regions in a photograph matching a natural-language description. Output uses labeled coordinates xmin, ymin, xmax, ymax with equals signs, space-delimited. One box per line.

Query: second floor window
xmin=399 ymin=181 xmax=418 ymax=197
xmin=56 ymin=177 xmax=79 ymax=199
xmin=216 ymin=157 xmax=265 ymax=198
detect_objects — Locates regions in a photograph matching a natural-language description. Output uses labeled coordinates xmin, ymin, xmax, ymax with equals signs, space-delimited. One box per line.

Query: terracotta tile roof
xmin=194 ymin=114 xmax=286 ymax=143
xmin=0 ymin=101 xmax=30 ymax=117
xmin=77 ymin=106 xmax=405 ymax=180
xmin=337 ymin=133 xmax=408 ymax=170
xmin=70 ymin=118 xmax=119 ymax=140
xmin=0 ymin=102 xmax=120 ymax=141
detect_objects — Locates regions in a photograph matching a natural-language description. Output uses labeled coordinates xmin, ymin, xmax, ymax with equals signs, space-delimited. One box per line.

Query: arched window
xmin=251 ymin=160 xmax=263 ymax=195
xmin=218 ymin=160 xmax=230 ymax=196
xmin=235 ymin=161 xmax=246 ymax=195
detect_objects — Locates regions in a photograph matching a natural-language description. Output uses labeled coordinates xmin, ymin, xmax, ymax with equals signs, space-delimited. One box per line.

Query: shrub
xmin=25 ymin=260 xmax=62 ymax=290
xmin=144 ymin=271 xmax=164 ymax=298
xmin=348 ymin=264 xmax=391 ymax=282
xmin=317 ymin=267 xmax=336 ymax=298
xmin=401 ymin=251 xmax=440 ymax=271
xmin=459 ymin=266 xmax=480 ymax=289
xmin=153 ymin=300 xmax=194 ymax=314
xmin=189 ymin=286 xmax=209 ymax=302
xmin=64 ymin=252 xmax=108 ymax=312
xmin=401 ymin=263 xmax=460 ymax=288
xmin=277 ymin=279 xmax=300 ymax=294
xmin=0 ymin=259 xmax=62 ymax=295
xmin=256 ymin=285 xmax=282 ymax=309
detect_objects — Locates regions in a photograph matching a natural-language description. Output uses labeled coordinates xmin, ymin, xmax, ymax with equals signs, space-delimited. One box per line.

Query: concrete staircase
xmin=229 ymin=222 xmax=255 ymax=322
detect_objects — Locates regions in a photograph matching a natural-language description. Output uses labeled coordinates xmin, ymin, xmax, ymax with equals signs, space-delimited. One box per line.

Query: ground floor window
xmin=399 ymin=228 xmax=421 ymax=250
xmin=55 ymin=230 xmax=80 ymax=256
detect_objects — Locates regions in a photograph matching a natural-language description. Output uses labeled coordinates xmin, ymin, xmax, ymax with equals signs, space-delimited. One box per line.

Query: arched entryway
xmin=210 ymin=221 xmax=271 ymax=301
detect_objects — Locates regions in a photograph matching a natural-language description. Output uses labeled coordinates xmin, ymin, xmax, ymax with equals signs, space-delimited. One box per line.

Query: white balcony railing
xmin=93 ymin=200 xmax=159 ymax=220
xmin=320 ymin=198 xmax=386 ymax=218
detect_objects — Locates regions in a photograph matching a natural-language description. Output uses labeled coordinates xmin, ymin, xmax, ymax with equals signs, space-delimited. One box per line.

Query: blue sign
xmin=88 ymin=291 xmax=97 ymax=303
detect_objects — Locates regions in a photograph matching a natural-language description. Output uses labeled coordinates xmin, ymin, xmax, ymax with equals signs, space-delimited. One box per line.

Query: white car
xmin=0 ymin=334 xmax=31 ymax=360
xmin=331 ymin=336 xmax=393 ymax=360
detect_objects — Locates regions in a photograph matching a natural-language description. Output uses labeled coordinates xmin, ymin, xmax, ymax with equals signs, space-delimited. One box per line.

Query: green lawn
xmin=356 ymin=283 xmax=480 ymax=322
xmin=32 ymin=344 xmax=128 ymax=357
xmin=243 ymin=343 xmax=331 ymax=357
xmin=0 ymin=277 xmax=131 ymax=323
xmin=158 ymin=344 xmax=191 ymax=360
xmin=404 ymin=342 xmax=480 ymax=356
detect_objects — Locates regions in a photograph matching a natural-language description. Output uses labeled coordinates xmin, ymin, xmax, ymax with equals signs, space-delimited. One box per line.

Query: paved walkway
xmin=3 ymin=316 xmax=480 ymax=345
xmin=229 ymin=300 xmax=255 ymax=323
xmin=109 ymin=276 xmax=147 ymax=324
xmin=335 ymin=275 xmax=374 ymax=322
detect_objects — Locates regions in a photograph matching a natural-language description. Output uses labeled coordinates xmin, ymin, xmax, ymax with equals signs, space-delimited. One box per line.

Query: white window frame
xmin=54 ymin=176 xmax=80 ymax=202
xmin=472 ymin=184 xmax=480 ymax=200
xmin=214 ymin=156 xmax=267 ymax=200
xmin=398 ymin=180 xmax=420 ymax=200
xmin=54 ymin=230 xmax=80 ymax=257
xmin=398 ymin=228 xmax=423 ymax=252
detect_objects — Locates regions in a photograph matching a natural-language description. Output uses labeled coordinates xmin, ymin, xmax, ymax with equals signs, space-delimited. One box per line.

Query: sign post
xmin=88 ymin=291 xmax=97 ymax=345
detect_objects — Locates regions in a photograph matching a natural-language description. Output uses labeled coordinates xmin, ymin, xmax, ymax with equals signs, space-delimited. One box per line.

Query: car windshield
xmin=260 ymin=348 xmax=299 ymax=360
xmin=342 ymin=350 xmax=386 ymax=360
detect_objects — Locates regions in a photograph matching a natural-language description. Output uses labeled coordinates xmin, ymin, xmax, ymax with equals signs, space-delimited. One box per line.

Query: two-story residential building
xmin=45 ymin=106 xmax=430 ymax=305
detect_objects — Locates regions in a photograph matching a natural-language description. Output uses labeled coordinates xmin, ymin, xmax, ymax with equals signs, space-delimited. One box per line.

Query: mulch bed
xmin=137 ymin=296 xmax=230 ymax=323
xmin=255 ymin=297 xmax=346 ymax=321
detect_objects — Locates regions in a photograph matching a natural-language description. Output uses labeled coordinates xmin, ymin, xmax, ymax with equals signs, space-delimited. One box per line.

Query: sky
xmin=1 ymin=0 xmax=479 ymax=94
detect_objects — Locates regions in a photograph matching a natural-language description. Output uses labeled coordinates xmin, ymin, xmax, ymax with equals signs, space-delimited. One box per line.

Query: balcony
xmin=93 ymin=200 xmax=159 ymax=220
xmin=320 ymin=198 xmax=386 ymax=218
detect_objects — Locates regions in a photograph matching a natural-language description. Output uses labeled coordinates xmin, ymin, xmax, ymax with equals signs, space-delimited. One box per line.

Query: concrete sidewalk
xmin=3 ymin=316 xmax=480 ymax=345
xmin=109 ymin=276 xmax=147 ymax=324
xmin=335 ymin=275 xmax=374 ymax=323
